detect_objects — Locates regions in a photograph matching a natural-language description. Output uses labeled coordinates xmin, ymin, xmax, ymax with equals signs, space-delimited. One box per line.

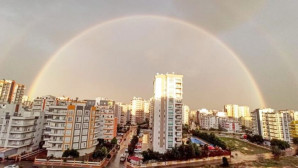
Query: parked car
xmin=4 ymin=165 xmax=19 ymax=168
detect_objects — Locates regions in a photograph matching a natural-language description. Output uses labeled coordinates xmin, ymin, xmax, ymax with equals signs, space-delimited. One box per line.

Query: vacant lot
xmin=219 ymin=137 xmax=270 ymax=155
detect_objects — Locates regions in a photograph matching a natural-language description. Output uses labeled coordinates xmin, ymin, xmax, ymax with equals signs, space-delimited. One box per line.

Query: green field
xmin=219 ymin=137 xmax=270 ymax=155
xmin=239 ymin=156 xmax=298 ymax=167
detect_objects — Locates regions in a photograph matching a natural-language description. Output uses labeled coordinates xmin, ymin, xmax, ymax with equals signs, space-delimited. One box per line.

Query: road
xmin=106 ymin=126 xmax=136 ymax=168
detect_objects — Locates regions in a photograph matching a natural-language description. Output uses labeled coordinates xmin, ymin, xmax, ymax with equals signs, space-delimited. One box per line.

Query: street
xmin=106 ymin=126 xmax=137 ymax=168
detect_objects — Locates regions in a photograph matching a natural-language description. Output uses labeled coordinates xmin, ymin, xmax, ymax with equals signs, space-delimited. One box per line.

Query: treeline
xmin=142 ymin=142 xmax=230 ymax=162
xmin=142 ymin=143 xmax=200 ymax=162
xmin=192 ymin=129 xmax=227 ymax=150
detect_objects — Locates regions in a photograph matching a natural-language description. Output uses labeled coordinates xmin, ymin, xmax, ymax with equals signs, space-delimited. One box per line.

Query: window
xmin=74 ymin=130 xmax=80 ymax=135
xmin=82 ymin=136 xmax=87 ymax=141
xmin=83 ymin=123 xmax=88 ymax=129
xmin=68 ymin=117 xmax=72 ymax=122
xmin=75 ymin=123 xmax=80 ymax=129
xmin=67 ymin=123 xmax=72 ymax=129
xmin=64 ymin=145 xmax=69 ymax=149
xmin=77 ymin=110 xmax=82 ymax=115
xmin=73 ymin=143 xmax=78 ymax=149
xmin=76 ymin=117 xmax=81 ymax=122
xmin=81 ymin=142 xmax=86 ymax=148
xmin=82 ymin=129 xmax=88 ymax=135
xmin=85 ymin=110 xmax=90 ymax=116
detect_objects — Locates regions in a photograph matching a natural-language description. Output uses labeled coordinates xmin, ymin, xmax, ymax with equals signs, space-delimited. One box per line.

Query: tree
xmin=63 ymin=149 xmax=79 ymax=158
xmin=271 ymin=145 xmax=282 ymax=159
xmin=293 ymin=137 xmax=298 ymax=145
xmin=69 ymin=149 xmax=79 ymax=158
xmin=92 ymin=147 xmax=108 ymax=160
xmin=221 ymin=157 xmax=229 ymax=167
xmin=62 ymin=149 xmax=71 ymax=158
xmin=270 ymin=139 xmax=290 ymax=150
xmin=111 ymin=137 xmax=117 ymax=146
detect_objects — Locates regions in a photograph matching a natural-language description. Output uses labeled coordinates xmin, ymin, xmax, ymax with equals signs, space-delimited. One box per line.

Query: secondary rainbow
xmin=28 ymin=15 xmax=267 ymax=107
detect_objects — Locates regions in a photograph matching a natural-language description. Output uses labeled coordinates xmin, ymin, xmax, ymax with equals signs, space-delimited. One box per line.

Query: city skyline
xmin=1 ymin=1 xmax=298 ymax=110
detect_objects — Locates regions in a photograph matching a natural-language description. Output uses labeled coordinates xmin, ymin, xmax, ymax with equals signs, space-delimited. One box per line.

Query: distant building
xmin=152 ymin=73 xmax=183 ymax=153
xmin=251 ymin=108 xmax=296 ymax=143
xmin=0 ymin=79 xmax=25 ymax=104
xmin=182 ymin=105 xmax=190 ymax=125
xmin=131 ymin=97 xmax=144 ymax=125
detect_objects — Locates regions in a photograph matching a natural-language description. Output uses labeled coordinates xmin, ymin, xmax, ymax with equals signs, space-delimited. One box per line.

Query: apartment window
xmin=85 ymin=110 xmax=90 ymax=116
xmin=64 ymin=137 xmax=70 ymax=143
xmin=68 ymin=117 xmax=72 ymax=122
xmin=66 ymin=130 xmax=71 ymax=135
xmin=77 ymin=110 xmax=82 ymax=115
xmin=83 ymin=123 xmax=88 ymax=129
xmin=74 ymin=130 xmax=80 ymax=135
xmin=64 ymin=145 xmax=69 ymax=149
xmin=76 ymin=117 xmax=81 ymax=122
xmin=84 ymin=117 xmax=89 ymax=122
xmin=75 ymin=123 xmax=80 ymax=129
xmin=82 ymin=129 xmax=88 ymax=135
xmin=67 ymin=123 xmax=72 ymax=129
xmin=73 ymin=143 xmax=79 ymax=149
xmin=82 ymin=136 xmax=87 ymax=141
xmin=81 ymin=142 xmax=86 ymax=148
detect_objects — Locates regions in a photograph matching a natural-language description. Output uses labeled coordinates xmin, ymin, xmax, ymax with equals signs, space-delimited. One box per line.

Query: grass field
xmin=219 ymin=137 xmax=270 ymax=155
xmin=238 ymin=156 xmax=298 ymax=167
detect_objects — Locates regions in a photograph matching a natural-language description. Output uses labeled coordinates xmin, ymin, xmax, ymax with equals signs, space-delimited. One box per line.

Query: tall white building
xmin=152 ymin=73 xmax=183 ymax=153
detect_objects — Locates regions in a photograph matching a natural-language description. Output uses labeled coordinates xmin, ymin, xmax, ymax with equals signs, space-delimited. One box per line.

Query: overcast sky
xmin=0 ymin=0 xmax=297 ymax=110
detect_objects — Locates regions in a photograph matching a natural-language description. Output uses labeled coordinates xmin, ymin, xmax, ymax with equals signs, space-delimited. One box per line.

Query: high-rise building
xmin=0 ymin=79 xmax=25 ymax=104
xmin=131 ymin=97 xmax=144 ymax=125
xmin=224 ymin=104 xmax=251 ymax=128
xmin=144 ymin=100 xmax=150 ymax=122
xmin=182 ymin=105 xmax=190 ymax=125
xmin=251 ymin=109 xmax=295 ymax=143
xmin=152 ymin=73 xmax=183 ymax=153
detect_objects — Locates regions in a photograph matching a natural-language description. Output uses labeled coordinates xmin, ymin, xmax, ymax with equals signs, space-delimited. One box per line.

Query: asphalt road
xmin=106 ymin=126 xmax=136 ymax=168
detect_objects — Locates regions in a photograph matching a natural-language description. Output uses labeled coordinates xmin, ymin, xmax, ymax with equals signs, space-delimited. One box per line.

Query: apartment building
xmin=199 ymin=115 xmax=219 ymax=130
xmin=152 ymin=73 xmax=183 ymax=153
xmin=131 ymin=97 xmax=144 ymax=125
xmin=97 ymin=106 xmax=117 ymax=141
xmin=44 ymin=100 xmax=99 ymax=157
xmin=182 ymin=105 xmax=190 ymax=125
xmin=0 ymin=104 xmax=43 ymax=158
xmin=144 ymin=100 xmax=150 ymax=122
xmin=32 ymin=95 xmax=57 ymax=144
xmin=251 ymin=109 xmax=295 ymax=143
xmin=0 ymin=80 xmax=25 ymax=104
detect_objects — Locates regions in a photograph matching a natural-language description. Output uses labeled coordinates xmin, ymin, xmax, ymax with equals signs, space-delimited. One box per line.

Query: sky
xmin=0 ymin=0 xmax=298 ymax=110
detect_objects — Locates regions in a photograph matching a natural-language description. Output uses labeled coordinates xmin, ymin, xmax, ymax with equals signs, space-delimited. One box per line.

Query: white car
xmin=4 ymin=165 xmax=19 ymax=168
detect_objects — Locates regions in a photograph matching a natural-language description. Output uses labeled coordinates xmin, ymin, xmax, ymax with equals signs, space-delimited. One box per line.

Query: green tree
xmin=111 ymin=137 xmax=117 ymax=146
xmin=221 ymin=157 xmax=229 ymax=167
xmin=271 ymin=145 xmax=282 ymax=159
xmin=270 ymin=139 xmax=290 ymax=150
xmin=62 ymin=149 xmax=71 ymax=158
xmin=69 ymin=149 xmax=79 ymax=158
xmin=92 ymin=147 xmax=108 ymax=160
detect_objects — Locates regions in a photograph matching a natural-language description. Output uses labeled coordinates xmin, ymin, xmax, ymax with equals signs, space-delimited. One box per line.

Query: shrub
xmin=270 ymin=139 xmax=290 ymax=150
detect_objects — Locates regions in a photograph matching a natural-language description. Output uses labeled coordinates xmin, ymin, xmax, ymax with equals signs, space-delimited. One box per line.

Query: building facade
xmin=252 ymin=108 xmax=295 ymax=143
xmin=152 ymin=73 xmax=183 ymax=153
xmin=0 ymin=80 xmax=25 ymax=104
xmin=44 ymin=100 xmax=99 ymax=157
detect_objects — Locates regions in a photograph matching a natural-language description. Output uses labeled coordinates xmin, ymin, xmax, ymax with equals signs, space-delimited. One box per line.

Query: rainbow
xmin=28 ymin=15 xmax=266 ymax=107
